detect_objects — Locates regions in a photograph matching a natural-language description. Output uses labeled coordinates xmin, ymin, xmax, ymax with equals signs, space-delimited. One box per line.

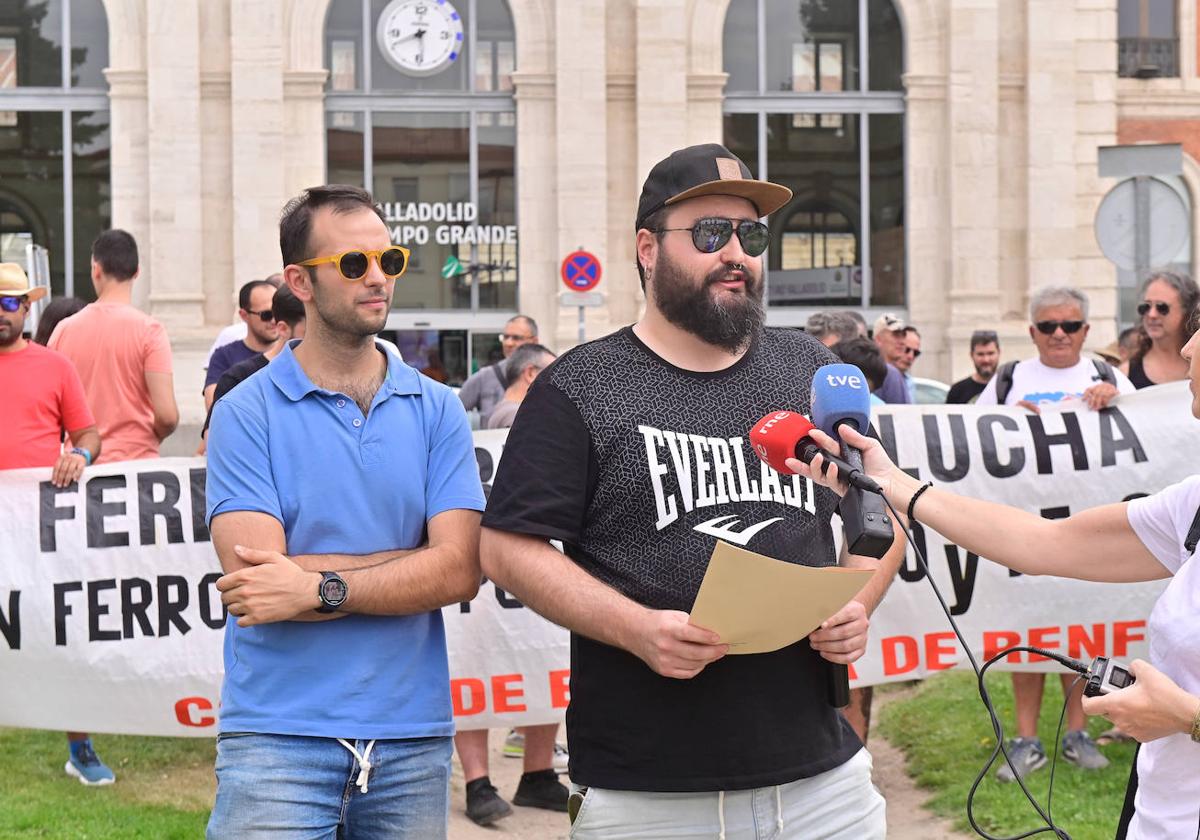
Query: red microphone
xmin=748 ymin=411 xmax=880 ymax=492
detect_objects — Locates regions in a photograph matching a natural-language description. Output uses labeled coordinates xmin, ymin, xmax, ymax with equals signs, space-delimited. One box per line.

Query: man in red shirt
xmin=0 ymin=263 xmax=113 ymax=785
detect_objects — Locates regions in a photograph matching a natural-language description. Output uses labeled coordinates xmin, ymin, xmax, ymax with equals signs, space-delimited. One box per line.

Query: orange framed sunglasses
xmin=298 ymin=247 xmax=410 ymax=281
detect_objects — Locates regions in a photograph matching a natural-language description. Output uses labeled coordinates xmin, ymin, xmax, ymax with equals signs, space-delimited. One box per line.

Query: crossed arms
xmin=211 ymin=508 xmax=481 ymax=625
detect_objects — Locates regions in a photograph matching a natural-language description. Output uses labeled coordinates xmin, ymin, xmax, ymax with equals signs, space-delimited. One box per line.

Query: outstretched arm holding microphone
xmin=785 ymin=342 xmax=1200 ymax=838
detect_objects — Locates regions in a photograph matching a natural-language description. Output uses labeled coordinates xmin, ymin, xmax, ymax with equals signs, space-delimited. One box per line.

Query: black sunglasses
xmin=0 ymin=295 xmax=26 ymax=312
xmin=1034 ymin=320 xmax=1085 ymax=335
xmin=902 ymin=347 xmax=921 ymax=359
xmin=1137 ymin=301 xmax=1170 ymax=317
xmin=246 ymin=308 xmax=275 ymax=323
xmin=652 ymin=218 xmax=770 ymax=257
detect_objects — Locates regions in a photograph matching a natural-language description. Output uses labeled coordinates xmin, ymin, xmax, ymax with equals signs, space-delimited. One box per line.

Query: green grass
xmin=0 ymin=729 xmax=215 ymax=839
xmin=877 ymin=672 xmax=1137 ymax=840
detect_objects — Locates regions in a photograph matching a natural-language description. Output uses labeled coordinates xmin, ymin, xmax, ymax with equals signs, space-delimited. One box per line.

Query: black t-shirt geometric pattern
xmin=483 ymin=326 xmax=862 ymax=791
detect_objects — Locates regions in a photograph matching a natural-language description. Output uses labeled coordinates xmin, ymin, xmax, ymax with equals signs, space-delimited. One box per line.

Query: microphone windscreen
xmin=748 ymin=411 xmax=816 ymax=475
xmin=810 ymin=363 xmax=872 ymax=437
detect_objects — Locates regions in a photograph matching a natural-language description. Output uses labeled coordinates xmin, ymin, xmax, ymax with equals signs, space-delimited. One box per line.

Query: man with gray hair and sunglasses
xmin=975 ymin=284 xmax=1134 ymax=782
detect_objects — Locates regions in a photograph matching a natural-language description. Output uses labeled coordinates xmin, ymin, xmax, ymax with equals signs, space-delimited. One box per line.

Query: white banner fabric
xmin=0 ymin=386 xmax=1195 ymax=735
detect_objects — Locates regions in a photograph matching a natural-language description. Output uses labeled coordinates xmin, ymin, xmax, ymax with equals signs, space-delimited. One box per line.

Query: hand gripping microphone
xmin=812 ymin=364 xmax=895 ymax=710
xmin=748 ymin=411 xmax=880 ymax=493
xmin=810 ymin=364 xmax=894 ymax=551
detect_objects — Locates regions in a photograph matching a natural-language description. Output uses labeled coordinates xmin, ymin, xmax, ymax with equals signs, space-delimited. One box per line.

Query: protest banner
xmin=1 ymin=386 xmax=1194 ymax=735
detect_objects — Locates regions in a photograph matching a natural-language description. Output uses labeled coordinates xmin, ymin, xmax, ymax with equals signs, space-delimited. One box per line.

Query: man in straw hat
xmin=0 ymin=262 xmax=112 ymax=784
xmin=481 ymin=143 xmax=899 ymax=838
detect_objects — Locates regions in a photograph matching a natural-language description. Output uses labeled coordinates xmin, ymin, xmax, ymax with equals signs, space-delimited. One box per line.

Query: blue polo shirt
xmin=205 ymin=341 xmax=485 ymax=739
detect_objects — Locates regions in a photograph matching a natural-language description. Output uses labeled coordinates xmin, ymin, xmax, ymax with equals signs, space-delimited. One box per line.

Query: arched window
xmin=723 ymin=0 xmax=904 ymax=316
xmin=0 ymin=0 xmax=110 ymax=298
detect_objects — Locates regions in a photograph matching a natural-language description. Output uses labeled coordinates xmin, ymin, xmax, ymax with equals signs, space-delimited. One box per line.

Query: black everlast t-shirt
xmin=483 ymin=326 xmax=863 ymax=792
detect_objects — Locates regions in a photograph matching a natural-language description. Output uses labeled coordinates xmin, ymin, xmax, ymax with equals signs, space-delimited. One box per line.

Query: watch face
xmin=321 ymin=575 xmax=348 ymax=606
xmin=377 ymin=0 xmax=465 ymax=77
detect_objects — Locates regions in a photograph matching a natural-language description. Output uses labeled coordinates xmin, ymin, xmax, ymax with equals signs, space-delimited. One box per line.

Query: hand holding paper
xmin=689 ymin=541 xmax=875 ymax=655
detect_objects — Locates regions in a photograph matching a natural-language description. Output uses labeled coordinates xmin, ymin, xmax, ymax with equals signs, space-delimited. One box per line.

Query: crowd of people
xmin=2 ymin=141 xmax=1198 ymax=839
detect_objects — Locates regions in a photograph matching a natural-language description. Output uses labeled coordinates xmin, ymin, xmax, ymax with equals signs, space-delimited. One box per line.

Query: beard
xmin=651 ymin=256 xmax=764 ymax=352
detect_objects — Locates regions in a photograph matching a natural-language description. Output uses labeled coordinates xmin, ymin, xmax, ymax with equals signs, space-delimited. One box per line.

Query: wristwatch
xmin=316 ymin=571 xmax=348 ymax=613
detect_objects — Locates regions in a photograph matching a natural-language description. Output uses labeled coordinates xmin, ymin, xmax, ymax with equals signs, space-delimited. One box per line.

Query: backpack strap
xmin=1091 ymin=358 xmax=1117 ymax=386
xmin=1184 ymin=503 xmax=1200 ymax=554
xmin=994 ymin=360 xmax=1019 ymax=404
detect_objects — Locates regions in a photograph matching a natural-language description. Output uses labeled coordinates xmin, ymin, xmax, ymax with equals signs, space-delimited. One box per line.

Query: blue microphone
xmin=810 ymin=364 xmax=894 ymax=711
xmin=811 ymin=363 xmax=873 ymax=440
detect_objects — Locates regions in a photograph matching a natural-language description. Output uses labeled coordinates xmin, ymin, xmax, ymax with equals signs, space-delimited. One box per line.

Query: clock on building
xmin=376 ymin=0 xmax=465 ymax=77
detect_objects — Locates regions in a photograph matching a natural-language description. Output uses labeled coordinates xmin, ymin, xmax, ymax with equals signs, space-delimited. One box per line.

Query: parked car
xmin=912 ymin=377 xmax=950 ymax=404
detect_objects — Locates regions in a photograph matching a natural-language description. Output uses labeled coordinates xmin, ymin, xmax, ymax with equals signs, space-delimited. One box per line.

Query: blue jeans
xmin=207 ymin=733 xmax=452 ymax=840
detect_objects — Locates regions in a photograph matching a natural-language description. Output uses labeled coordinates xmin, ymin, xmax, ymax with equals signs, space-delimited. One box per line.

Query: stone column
xmin=142 ymin=0 xmax=204 ymax=328
xmin=1025 ymin=0 xmax=1078 ymax=293
xmin=230 ymin=0 xmax=288 ymax=284
xmin=512 ymin=67 xmax=558 ymax=346
xmin=606 ymin=0 xmax=639 ymax=327
xmin=144 ymin=0 xmax=206 ymax=329
xmin=553 ymin=0 xmax=608 ymax=350
xmin=1072 ymin=0 xmax=1119 ymax=337
xmin=104 ymin=0 xmax=150 ymax=309
xmin=943 ymin=0 xmax=1001 ymax=380
xmin=635 ymin=0 xmax=688 ymax=186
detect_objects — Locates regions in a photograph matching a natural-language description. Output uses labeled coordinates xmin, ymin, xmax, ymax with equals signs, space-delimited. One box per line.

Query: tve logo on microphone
xmin=823 ymin=371 xmax=866 ymax=390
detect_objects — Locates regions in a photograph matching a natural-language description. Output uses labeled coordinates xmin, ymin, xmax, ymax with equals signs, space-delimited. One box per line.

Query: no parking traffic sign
xmin=560 ymin=250 xmax=602 ymax=292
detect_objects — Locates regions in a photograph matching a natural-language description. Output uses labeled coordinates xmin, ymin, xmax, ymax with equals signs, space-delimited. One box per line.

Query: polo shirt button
xmin=352 ymin=418 xmax=362 ymax=428
xmin=337 ymin=399 xmax=346 ymax=408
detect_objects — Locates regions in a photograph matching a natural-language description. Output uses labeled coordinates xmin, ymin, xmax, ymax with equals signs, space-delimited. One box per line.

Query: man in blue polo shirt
xmin=205 ymin=184 xmax=485 ymax=839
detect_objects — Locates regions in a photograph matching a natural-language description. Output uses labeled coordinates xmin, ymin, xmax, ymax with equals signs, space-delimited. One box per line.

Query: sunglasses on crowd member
xmin=245 ymin=308 xmax=275 ymax=323
xmin=901 ymin=346 xmax=921 ymax=359
xmin=298 ymin=246 xmax=411 ymax=281
xmin=1137 ymin=300 xmax=1170 ymax=317
xmin=0 ymin=295 xmax=26 ymax=312
xmin=1034 ymin=320 xmax=1085 ymax=335
xmin=501 ymin=333 xmax=532 ymax=342
xmin=651 ymin=218 xmax=771 ymax=258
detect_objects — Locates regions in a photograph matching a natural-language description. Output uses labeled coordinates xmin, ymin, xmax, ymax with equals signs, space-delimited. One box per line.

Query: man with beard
xmin=204 ymin=185 xmax=485 ymax=838
xmin=479 ymin=144 xmax=898 ymax=838
xmin=0 ymin=263 xmax=112 ymax=785
xmin=946 ymin=330 xmax=1001 ymax=404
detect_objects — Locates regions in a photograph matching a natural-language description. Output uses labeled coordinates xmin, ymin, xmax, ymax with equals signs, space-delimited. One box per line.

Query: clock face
xmin=377 ymin=0 xmax=465 ymax=78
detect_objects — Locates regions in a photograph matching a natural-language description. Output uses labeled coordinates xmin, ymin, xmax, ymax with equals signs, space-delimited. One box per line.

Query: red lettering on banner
xmin=492 ymin=674 xmax=526 ymax=713
xmin=452 ymin=678 xmax=487 ymax=715
xmin=925 ymin=632 xmax=957 ymax=671
xmin=983 ymin=630 xmax=1023 ymax=663
xmin=1067 ymin=623 xmax=1105 ymax=660
xmin=847 ymin=662 xmax=858 ymax=680
xmin=549 ymin=669 xmax=571 ymax=709
xmin=174 ymin=696 xmax=215 ymax=728
xmin=882 ymin=636 xmax=919 ymax=676
xmin=1113 ymin=621 xmax=1145 ymax=656
xmin=1027 ymin=626 xmax=1060 ymax=662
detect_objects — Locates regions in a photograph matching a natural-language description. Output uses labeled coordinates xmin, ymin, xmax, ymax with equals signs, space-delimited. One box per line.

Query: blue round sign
xmin=561 ymin=250 xmax=602 ymax=292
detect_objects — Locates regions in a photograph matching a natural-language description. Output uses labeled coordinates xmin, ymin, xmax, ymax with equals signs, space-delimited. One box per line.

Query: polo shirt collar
xmin=269 ymin=339 xmax=423 ymax=402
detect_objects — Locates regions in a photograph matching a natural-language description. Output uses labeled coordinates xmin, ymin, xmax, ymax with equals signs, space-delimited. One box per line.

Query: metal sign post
xmin=560 ymin=248 xmax=604 ymax=344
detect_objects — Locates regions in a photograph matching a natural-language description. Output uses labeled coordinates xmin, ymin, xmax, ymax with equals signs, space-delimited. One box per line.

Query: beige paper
xmin=689 ymin=541 xmax=875 ymax=655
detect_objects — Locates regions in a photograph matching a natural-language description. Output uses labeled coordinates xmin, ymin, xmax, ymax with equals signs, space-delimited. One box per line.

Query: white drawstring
xmin=775 ymin=784 xmax=784 ymax=832
xmin=717 ymin=789 xmax=726 ymax=840
xmin=337 ymin=738 xmax=376 ymax=793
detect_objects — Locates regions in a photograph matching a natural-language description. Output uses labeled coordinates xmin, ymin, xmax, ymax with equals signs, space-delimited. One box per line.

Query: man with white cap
xmin=0 ymin=263 xmax=112 ymax=785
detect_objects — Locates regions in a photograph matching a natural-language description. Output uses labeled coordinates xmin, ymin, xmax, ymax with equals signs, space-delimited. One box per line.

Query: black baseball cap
xmin=635 ymin=143 xmax=793 ymax=231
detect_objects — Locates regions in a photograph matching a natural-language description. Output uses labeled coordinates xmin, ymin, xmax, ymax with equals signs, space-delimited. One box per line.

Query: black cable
xmin=878 ymin=493 xmax=1092 ymax=840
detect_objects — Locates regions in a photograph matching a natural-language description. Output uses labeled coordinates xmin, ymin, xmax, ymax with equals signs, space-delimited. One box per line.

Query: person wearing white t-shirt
xmin=789 ymin=304 xmax=1200 ymax=839
xmin=976 ymin=286 xmax=1135 ymax=781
